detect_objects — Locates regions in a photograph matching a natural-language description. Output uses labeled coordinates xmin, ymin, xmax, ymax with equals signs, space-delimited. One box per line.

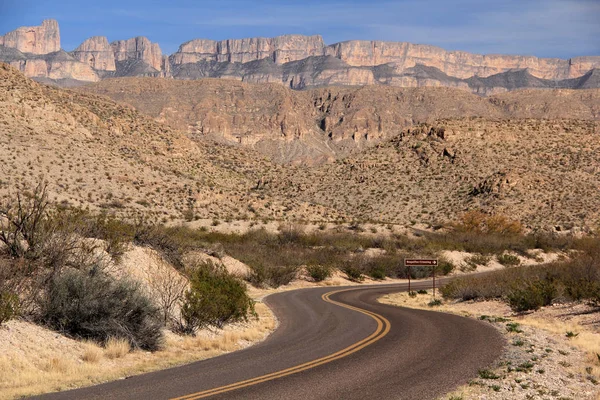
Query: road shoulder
xmin=379 ymin=291 xmax=600 ymax=400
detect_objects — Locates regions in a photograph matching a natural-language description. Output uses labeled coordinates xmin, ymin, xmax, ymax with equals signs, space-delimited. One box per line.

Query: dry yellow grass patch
xmin=104 ymin=337 xmax=130 ymax=360
xmin=515 ymin=316 xmax=600 ymax=380
xmin=81 ymin=341 xmax=103 ymax=363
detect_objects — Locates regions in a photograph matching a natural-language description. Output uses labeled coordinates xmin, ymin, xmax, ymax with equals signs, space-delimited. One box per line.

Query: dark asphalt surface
xmin=33 ymin=281 xmax=504 ymax=400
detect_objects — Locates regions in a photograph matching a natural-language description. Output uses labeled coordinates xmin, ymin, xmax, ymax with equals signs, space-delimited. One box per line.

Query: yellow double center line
xmin=171 ymin=287 xmax=392 ymax=400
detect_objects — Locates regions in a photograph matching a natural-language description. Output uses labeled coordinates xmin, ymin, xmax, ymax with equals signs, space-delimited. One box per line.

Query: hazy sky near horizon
xmin=1 ymin=0 xmax=598 ymax=58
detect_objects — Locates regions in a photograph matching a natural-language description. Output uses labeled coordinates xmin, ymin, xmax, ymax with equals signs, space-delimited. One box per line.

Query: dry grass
xmin=81 ymin=341 xmax=103 ymax=363
xmin=0 ymin=302 xmax=276 ymax=400
xmin=104 ymin=337 xmax=130 ymax=360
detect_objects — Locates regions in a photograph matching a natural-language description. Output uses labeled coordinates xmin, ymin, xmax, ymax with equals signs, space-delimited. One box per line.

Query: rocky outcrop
xmin=111 ymin=37 xmax=162 ymax=72
xmin=1 ymin=19 xmax=599 ymax=91
xmin=171 ymin=34 xmax=324 ymax=65
xmin=0 ymin=19 xmax=60 ymax=55
xmin=72 ymin=36 xmax=116 ymax=71
xmin=324 ymin=41 xmax=600 ymax=80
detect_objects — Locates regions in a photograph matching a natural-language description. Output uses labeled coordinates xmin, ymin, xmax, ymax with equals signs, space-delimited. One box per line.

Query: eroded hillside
xmin=0 ymin=63 xmax=338 ymax=223
xmin=3 ymin=64 xmax=599 ymax=231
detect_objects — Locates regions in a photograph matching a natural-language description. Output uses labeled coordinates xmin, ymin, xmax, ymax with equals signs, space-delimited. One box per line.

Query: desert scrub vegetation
xmin=0 ymin=182 xmax=164 ymax=349
xmin=179 ymin=261 xmax=256 ymax=334
xmin=40 ymin=268 xmax=163 ymax=350
xmin=441 ymin=237 xmax=600 ymax=311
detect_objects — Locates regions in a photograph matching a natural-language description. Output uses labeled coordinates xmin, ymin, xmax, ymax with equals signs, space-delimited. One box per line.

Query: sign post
xmin=404 ymin=259 xmax=439 ymax=296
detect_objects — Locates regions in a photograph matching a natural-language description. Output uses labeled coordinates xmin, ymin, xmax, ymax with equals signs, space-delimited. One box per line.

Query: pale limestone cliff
xmin=0 ymin=19 xmax=60 ymax=55
xmin=172 ymin=34 xmax=325 ymax=65
xmin=8 ymin=52 xmax=99 ymax=82
xmin=72 ymin=36 xmax=116 ymax=71
xmin=1 ymin=19 xmax=599 ymax=90
xmin=111 ymin=37 xmax=162 ymax=72
xmin=325 ymin=41 xmax=600 ymax=80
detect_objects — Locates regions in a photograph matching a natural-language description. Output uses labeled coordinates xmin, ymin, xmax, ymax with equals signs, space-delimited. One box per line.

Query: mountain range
xmin=1 ymin=19 xmax=599 ymax=94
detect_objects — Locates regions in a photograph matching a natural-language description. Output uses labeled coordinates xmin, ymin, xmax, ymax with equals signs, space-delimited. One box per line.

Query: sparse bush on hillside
xmin=497 ymin=253 xmax=520 ymax=267
xmin=180 ymin=261 xmax=255 ymax=334
xmin=454 ymin=211 xmax=523 ymax=236
xmin=306 ymin=264 xmax=332 ymax=282
xmin=441 ymin=239 xmax=600 ymax=311
xmin=343 ymin=265 xmax=364 ymax=282
xmin=0 ymin=291 xmax=19 ymax=324
xmin=507 ymin=279 xmax=557 ymax=312
xmin=40 ymin=268 xmax=163 ymax=351
xmin=143 ymin=253 xmax=189 ymax=326
xmin=247 ymin=264 xmax=299 ymax=288
xmin=0 ymin=182 xmax=51 ymax=260
xmin=133 ymin=224 xmax=194 ymax=269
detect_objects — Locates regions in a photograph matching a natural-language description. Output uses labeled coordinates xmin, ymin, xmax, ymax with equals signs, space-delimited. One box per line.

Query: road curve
xmin=33 ymin=281 xmax=504 ymax=400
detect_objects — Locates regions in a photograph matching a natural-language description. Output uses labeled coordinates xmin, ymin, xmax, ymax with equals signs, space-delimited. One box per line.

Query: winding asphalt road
xmin=33 ymin=281 xmax=504 ymax=400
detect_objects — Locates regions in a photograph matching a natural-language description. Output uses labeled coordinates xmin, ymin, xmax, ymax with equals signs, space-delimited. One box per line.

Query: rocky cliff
xmin=79 ymin=77 xmax=600 ymax=164
xmin=111 ymin=37 xmax=163 ymax=72
xmin=0 ymin=19 xmax=60 ymax=55
xmin=72 ymin=36 xmax=116 ymax=72
xmin=324 ymin=41 xmax=598 ymax=80
xmin=1 ymin=19 xmax=599 ymax=92
xmin=171 ymin=34 xmax=325 ymax=65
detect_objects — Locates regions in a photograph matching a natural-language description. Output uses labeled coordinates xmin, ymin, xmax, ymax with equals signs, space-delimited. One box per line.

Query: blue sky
xmin=1 ymin=0 xmax=598 ymax=58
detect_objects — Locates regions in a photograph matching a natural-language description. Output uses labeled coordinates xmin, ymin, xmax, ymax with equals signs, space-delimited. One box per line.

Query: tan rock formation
xmin=0 ymin=19 xmax=60 ymax=55
xmin=111 ymin=37 xmax=162 ymax=71
xmin=325 ymin=41 xmax=600 ymax=80
xmin=72 ymin=36 xmax=116 ymax=71
xmin=171 ymin=34 xmax=324 ymax=65
xmin=8 ymin=52 xmax=99 ymax=82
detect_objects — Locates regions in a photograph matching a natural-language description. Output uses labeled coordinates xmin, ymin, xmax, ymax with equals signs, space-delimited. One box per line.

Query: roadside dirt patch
xmin=380 ymin=292 xmax=600 ymax=400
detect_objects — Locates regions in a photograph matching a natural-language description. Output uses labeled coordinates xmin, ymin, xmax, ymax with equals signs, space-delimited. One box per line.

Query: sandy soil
xmin=380 ymin=292 xmax=600 ymax=400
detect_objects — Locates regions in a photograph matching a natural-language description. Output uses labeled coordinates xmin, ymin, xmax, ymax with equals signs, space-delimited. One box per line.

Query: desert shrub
xmin=180 ymin=261 xmax=255 ymax=333
xmin=343 ymin=265 xmax=364 ymax=282
xmin=360 ymin=255 xmax=397 ymax=280
xmin=437 ymin=258 xmax=455 ymax=275
xmin=0 ymin=291 xmax=19 ymax=324
xmin=133 ymin=224 xmax=194 ymax=269
xmin=82 ymin=213 xmax=134 ymax=262
xmin=497 ymin=253 xmax=520 ymax=267
xmin=441 ymin=240 xmax=600 ymax=309
xmin=454 ymin=211 xmax=523 ymax=236
xmin=306 ymin=264 xmax=332 ymax=282
xmin=247 ymin=264 xmax=298 ymax=288
xmin=466 ymin=254 xmax=491 ymax=268
xmin=507 ymin=279 xmax=557 ymax=312
xmin=0 ymin=182 xmax=52 ymax=260
xmin=428 ymin=299 xmax=442 ymax=307
xmin=40 ymin=268 xmax=163 ymax=351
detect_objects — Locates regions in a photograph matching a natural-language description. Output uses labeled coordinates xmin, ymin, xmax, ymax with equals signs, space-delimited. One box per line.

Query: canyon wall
xmin=1 ymin=19 xmax=599 ymax=91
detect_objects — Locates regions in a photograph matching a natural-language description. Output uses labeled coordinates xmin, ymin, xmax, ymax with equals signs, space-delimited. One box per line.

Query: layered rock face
xmin=172 ymin=34 xmax=324 ymax=65
xmin=111 ymin=37 xmax=163 ymax=72
xmin=0 ymin=19 xmax=60 ymax=55
xmin=72 ymin=36 xmax=116 ymax=71
xmin=325 ymin=41 xmax=599 ymax=80
xmin=1 ymin=19 xmax=599 ymax=91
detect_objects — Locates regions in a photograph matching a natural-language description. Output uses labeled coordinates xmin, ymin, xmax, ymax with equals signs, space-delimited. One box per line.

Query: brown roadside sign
xmin=404 ymin=259 xmax=438 ymax=267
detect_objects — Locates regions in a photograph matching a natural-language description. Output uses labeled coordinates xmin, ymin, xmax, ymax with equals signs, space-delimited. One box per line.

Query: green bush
xmin=437 ymin=259 xmax=456 ymax=275
xmin=343 ymin=265 xmax=364 ymax=282
xmin=247 ymin=264 xmax=298 ymax=288
xmin=40 ymin=269 xmax=163 ymax=351
xmin=497 ymin=254 xmax=520 ymax=267
xmin=0 ymin=291 xmax=19 ymax=324
xmin=507 ymin=279 xmax=556 ymax=312
xmin=181 ymin=262 xmax=255 ymax=333
xmin=306 ymin=265 xmax=332 ymax=282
